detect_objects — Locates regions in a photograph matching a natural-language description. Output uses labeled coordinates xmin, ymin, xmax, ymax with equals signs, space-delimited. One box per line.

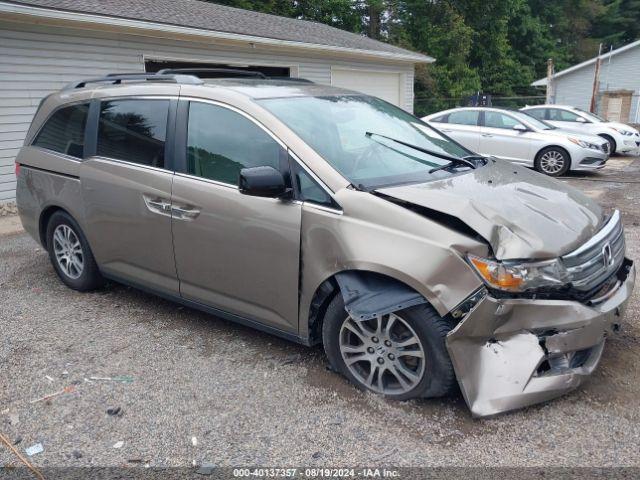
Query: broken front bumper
xmin=446 ymin=259 xmax=635 ymax=417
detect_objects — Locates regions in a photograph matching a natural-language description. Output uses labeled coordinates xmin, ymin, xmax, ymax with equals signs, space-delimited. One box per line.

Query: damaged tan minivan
xmin=16 ymin=72 xmax=635 ymax=417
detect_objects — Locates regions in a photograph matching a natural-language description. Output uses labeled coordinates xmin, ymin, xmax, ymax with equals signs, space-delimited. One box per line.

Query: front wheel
xmin=46 ymin=211 xmax=104 ymax=291
xmin=322 ymin=295 xmax=457 ymax=400
xmin=535 ymin=147 xmax=570 ymax=177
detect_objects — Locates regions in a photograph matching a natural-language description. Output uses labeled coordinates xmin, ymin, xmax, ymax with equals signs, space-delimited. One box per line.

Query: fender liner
xmin=335 ymin=271 xmax=428 ymax=320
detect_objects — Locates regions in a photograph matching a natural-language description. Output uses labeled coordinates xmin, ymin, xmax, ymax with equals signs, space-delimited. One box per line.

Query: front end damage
xmin=446 ymin=259 xmax=635 ymax=417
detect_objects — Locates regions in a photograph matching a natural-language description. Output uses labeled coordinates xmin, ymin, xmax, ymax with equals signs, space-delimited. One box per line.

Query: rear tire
xmin=599 ymin=134 xmax=616 ymax=155
xmin=46 ymin=211 xmax=104 ymax=291
xmin=534 ymin=147 xmax=570 ymax=177
xmin=322 ymin=294 xmax=457 ymax=400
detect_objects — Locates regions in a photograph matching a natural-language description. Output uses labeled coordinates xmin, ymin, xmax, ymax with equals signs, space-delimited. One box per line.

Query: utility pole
xmin=589 ymin=43 xmax=603 ymax=113
xmin=546 ymin=58 xmax=555 ymax=104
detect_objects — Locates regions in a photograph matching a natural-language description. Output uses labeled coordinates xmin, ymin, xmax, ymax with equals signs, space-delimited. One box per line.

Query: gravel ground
xmin=1 ymin=157 xmax=640 ymax=470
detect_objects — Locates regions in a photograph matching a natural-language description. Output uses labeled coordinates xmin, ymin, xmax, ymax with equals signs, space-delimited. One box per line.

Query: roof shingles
xmin=6 ymin=0 xmax=430 ymax=60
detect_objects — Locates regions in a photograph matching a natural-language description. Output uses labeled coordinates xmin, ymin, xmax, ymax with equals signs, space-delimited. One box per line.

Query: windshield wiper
xmin=365 ymin=132 xmax=476 ymax=173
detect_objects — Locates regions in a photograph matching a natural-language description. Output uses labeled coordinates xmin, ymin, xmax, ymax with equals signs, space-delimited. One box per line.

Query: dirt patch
xmin=0 ymin=215 xmax=23 ymax=236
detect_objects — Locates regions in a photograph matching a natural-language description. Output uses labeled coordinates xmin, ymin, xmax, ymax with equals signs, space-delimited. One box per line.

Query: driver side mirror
xmin=513 ymin=123 xmax=528 ymax=132
xmin=576 ymin=116 xmax=588 ymax=123
xmin=239 ymin=166 xmax=289 ymax=198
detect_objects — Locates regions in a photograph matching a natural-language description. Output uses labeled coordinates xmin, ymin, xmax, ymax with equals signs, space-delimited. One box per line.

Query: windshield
xmin=516 ymin=110 xmax=555 ymax=130
xmin=259 ymin=95 xmax=474 ymax=189
xmin=575 ymin=108 xmax=607 ymax=122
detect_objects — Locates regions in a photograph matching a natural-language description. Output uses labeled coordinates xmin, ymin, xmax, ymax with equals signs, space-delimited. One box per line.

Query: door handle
xmin=481 ymin=134 xmax=493 ymax=137
xmin=171 ymin=205 xmax=201 ymax=220
xmin=441 ymin=129 xmax=453 ymax=133
xmin=143 ymin=195 xmax=172 ymax=215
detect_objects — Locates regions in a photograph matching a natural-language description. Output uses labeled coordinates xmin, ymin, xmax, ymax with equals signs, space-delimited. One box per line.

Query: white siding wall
xmin=553 ymin=46 xmax=640 ymax=122
xmin=0 ymin=19 xmax=416 ymax=201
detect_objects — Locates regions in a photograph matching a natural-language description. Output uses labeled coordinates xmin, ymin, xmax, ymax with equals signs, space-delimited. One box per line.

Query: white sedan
xmin=521 ymin=105 xmax=640 ymax=155
xmin=422 ymin=107 xmax=610 ymax=176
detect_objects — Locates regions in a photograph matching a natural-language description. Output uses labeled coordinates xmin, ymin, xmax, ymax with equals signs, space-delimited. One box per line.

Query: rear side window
xmin=33 ymin=103 xmax=89 ymax=158
xmin=97 ymin=99 xmax=169 ymax=168
xmin=429 ymin=114 xmax=448 ymax=123
xmin=447 ymin=110 xmax=479 ymax=126
xmin=484 ymin=112 xmax=520 ymax=129
xmin=186 ymin=102 xmax=282 ymax=185
xmin=524 ymin=108 xmax=546 ymax=121
xmin=548 ymin=109 xmax=581 ymax=122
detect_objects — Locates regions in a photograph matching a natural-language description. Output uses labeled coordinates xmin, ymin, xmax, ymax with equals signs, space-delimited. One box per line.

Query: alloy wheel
xmin=339 ymin=313 xmax=426 ymax=395
xmin=539 ymin=150 xmax=566 ymax=175
xmin=52 ymin=224 xmax=84 ymax=279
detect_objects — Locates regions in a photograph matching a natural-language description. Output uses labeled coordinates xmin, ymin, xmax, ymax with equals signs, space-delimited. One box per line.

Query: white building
xmin=532 ymin=40 xmax=640 ymax=126
xmin=0 ymin=0 xmax=432 ymax=202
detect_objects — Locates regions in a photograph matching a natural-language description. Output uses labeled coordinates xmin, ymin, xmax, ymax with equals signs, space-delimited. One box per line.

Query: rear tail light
xmin=15 ymin=162 xmax=20 ymax=176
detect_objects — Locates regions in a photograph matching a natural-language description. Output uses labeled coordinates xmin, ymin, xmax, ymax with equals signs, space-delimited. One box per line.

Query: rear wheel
xmin=46 ymin=211 xmax=104 ymax=291
xmin=535 ymin=147 xmax=570 ymax=177
xmin=599 ymin=134 xmax=616 ymax=155
xmin=322 ymin=295 xmax=456 ymax=400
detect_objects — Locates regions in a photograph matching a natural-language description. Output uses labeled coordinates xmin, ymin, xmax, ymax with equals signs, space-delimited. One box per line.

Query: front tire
xmin=46 ymin=211 xmax=104 ymax=291
xmin=535 ymin=147 xmax=570 ymax=177
xmin=322 ymin=295 xmax=456 ymax=400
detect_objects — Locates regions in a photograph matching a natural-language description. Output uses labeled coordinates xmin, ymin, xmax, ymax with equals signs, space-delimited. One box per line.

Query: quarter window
xmin=447 ymin=110 xmax=479 ymax=126
xmin=292 ymin=161 xmax=337 ymax=208
xmin=187 ymin=102 xmax=283 ymax=185
xmin=97 ymin=99 xmax=169 ymax=168
xmin=33 ymin=103 xmax=89 ymax=158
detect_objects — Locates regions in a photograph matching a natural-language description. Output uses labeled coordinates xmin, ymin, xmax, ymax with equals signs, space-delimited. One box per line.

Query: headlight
xmin=468 ymin=255 xmax=570 ymax=292
xmin=611 ymin=127 xmax=634 ymax=136
xmin=568 ymin=137 xmax=600 ymax=150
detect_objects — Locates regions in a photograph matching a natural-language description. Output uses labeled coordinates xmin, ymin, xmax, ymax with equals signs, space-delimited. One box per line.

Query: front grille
xmin=562 ymin=210 xmax=625 ymax=291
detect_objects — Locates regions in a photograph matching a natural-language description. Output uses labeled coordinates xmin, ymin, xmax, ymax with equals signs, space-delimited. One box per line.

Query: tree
xmin=201 ymin=0 xmax=640 ymax=112
xmin=592 ymin=0 xmax=640 ymax=48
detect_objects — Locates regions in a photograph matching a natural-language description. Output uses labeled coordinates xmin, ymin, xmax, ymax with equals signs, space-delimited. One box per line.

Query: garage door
xmin=331 ymin=68 xmax=402 ymax=106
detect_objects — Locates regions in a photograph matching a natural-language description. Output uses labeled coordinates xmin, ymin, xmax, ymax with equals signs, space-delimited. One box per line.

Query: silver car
xmin=521 ymin=104 xmax=640 ymax=155
xmin=423 ymin=107 xmax=610 ymax=176
xmin=15 ymin=72 xmax=635 ymax=417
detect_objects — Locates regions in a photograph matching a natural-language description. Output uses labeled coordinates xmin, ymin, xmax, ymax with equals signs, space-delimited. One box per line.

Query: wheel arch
xmin=534 ymin=144 xmax=572 ymax=173
xmin=306 ymin=269 xmax=427 ymax=346
xmin=597 ymin=133 xmax=616 ymax=153
xmin=535 ymin=144 xmax=571 ymax=162
xmin=39 ymin=205 xmax=69 ymax=248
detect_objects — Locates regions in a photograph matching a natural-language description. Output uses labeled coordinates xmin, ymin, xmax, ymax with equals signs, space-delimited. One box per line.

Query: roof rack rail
xmin=156 ymin=68 xmax=268 ymax=79
xmin=64 ymin=73 xmax=203 ymax=90
xmin=268 ymin=77 xmax=314 ymax=83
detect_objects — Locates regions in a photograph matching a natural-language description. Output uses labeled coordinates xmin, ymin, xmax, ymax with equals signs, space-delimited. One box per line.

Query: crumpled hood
xmin=377 ymin=160 xmax=604 ymax=260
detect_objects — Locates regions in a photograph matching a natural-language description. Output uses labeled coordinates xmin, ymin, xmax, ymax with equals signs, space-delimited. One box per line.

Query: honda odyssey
xmin=16 ymin=73 xmax=635 ymax=417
